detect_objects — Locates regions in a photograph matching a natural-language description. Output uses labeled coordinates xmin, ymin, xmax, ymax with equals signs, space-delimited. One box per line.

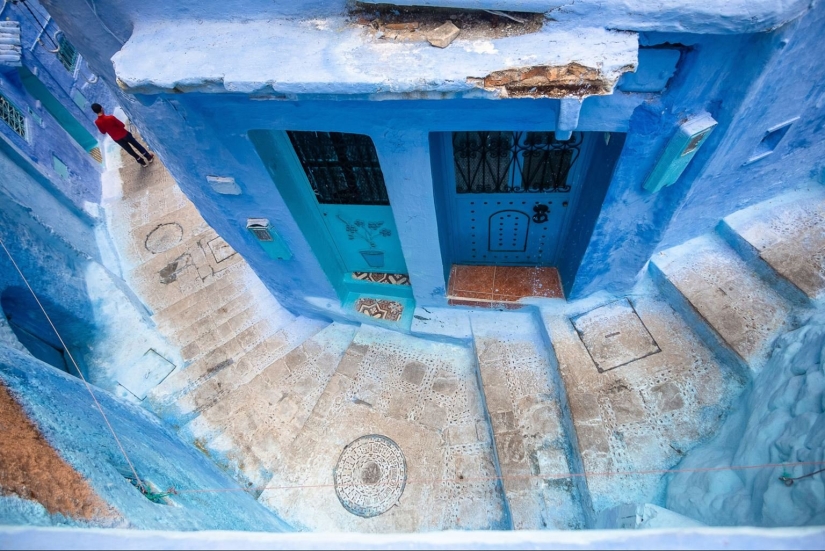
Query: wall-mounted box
xmin=643 ymin=113 xmax=717 ymax=193
xmin=247 ymin=218 xmax=292 ymax=260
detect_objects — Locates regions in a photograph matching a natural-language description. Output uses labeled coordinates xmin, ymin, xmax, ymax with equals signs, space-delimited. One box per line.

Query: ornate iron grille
xmin=287 ymin=131 xmax=389 ymax=205
xmin=56 ymin=35 xmax=78 ymax=72
xmin=0 ymin=94 xmax=26 ymax=139
xmin=453 ymin=131 xmax=582 ymax=193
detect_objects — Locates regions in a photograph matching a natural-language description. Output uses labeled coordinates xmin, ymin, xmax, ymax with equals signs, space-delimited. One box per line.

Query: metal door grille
xmin=288 ymin=131 xmax=389 ymax=205
xmin=453 ymin=131 xmax=582 ymax=193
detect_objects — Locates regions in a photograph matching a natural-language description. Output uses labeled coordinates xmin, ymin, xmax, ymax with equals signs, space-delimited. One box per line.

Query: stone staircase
xmin=105 ymin=145 xmax=825 ymax=532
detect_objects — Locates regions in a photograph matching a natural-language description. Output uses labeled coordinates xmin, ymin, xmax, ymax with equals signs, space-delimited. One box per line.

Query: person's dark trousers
xmin=115 ymin=132 xmax=150 ymax=163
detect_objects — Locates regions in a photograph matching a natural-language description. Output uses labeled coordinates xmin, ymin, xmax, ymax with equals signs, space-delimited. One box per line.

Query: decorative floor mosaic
xmin=334 ymin=434 xmax=407 ymax=518
xmin=352 ymin=272 xmax=411 ymax=286
xmin=355 ymin=298 xmax=404 ymax=321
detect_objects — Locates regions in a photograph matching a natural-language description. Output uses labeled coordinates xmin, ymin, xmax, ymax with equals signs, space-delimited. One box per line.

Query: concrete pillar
xmin=373 ymin=130 xmax=448 ymax=307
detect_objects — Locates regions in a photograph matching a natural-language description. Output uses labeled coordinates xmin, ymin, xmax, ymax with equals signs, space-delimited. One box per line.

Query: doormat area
xmin=447 ymin=265 xmax=564 ymax=308
xmin=354 ymin=298 xmax=404 ymax=321
xmin=352 ymin=272 xmax=410 ymax=286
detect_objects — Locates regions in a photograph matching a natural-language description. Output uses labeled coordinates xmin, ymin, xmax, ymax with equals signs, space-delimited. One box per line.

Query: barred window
xmin=56 ymin=35 xmax=79 ymax=72
xmin=452 ymin=131 xmax=582 ymax=193
xmin=0 ymin=94 xmax=26 ymax=139
xmin=287 ymin=131 xmax=389 ymax=205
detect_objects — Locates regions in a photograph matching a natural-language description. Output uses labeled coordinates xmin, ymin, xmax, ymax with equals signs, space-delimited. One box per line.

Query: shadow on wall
xmin=1 ymin=287 xmax=88 ymax=378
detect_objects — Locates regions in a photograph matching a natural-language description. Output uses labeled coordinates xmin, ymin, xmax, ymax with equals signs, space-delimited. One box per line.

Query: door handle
xmin=532 ymin=204 xmax=549 ymax=223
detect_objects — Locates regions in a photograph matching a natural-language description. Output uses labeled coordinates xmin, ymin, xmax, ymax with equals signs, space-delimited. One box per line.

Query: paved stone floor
xmin=100 ymin=137 xmax=819 ymax=532
xmin=261 ymin=325 xmax=508 ymax=532
xmin=542 ymin=293 xmax=746 ymax=513
xmin=471 ymin=311 xmax=586 ymax=530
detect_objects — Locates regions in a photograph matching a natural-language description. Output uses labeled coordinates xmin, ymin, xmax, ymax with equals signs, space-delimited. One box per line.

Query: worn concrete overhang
xmin=112 ymin=18 xmax=637 ymax=99
xmin=357 ymin=0 xmax=812 ymax=34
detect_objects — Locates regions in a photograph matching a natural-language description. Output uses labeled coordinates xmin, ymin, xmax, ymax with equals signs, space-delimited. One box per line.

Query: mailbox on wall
xmin=247 ymin=218 xmax=292 ymax=260
xmin=643 ymin=113 xmax=717 ymax=193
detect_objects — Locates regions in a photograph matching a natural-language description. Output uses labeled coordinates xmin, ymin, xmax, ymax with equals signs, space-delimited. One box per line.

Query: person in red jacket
xmin=91 ymin=103 xmax=154 ymax=167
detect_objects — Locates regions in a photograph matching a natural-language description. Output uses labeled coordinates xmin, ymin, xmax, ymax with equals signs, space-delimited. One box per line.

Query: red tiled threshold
xmin=446 ymin=265 xmax=564 ymax=308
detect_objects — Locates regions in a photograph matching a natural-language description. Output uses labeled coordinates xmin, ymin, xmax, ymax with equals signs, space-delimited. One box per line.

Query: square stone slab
xmin=117 ymin=348 xmax=176 ymax=400
xmin=571 ymin=299 xmax=661 ymax=372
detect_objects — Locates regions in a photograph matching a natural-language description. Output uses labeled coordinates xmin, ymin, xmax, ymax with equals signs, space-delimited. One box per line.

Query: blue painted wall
xmin=0 ymin=0 xmax=124 ymax=379
xmin=36 ymin=0 xmax=825 ymax=318
xmin=0 ymin=0 xmax=115 ymax=210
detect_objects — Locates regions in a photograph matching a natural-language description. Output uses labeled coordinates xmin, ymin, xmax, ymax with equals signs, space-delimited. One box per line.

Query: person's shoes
xmin=137 ymin=158 xmax=147 ymax=167
xmin=145 ymin=153 xmax=155 ymax=164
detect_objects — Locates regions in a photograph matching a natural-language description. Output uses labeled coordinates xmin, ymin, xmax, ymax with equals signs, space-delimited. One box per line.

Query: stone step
xmin=152 ymin=268 xmax=250 ymax=331
xmin=180 ymin=322 xmax=359 ymax=496
xmin=471 ymin=311 xmax=588 ymax=530
xmin=717 ymin=186 xmax=825 ymax=304
xmin=539 ymin=291 xmax=746 ymax=516
xmin=169 ymin=316 xmax=329 ymax=421
xmin=259 ymin=325 xmax=507 ymax=532
xmin=106 ymin=204 xmax=211 ymax=271
xmin=170 ymin=278 xmax=286 ymax=349
xmin=145 ymin=316 xmax=326 ymax=420
xmin=177 ymin=293 xmax=293 ymax=363
xmin=649 ymin=234 xmax=793 ymax=371
xmin=124 ymin=228 xmax=246 ymax=314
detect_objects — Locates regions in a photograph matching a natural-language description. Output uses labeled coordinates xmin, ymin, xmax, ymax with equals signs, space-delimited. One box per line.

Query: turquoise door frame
xmin=17 ymin=67 xmax=98 ymax=153
xmin=435 ymin=131 xmax=596 ymax=267
xmin=249 ymin=130 xmax=413 ymax=307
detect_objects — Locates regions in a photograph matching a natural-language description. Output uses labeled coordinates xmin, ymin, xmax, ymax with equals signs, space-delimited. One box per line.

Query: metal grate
xmin=453 ymin=131 xmax=582 ymax=193
xmin=0 ymin=94 xmax=26 ymax=139
xmin=287 ymin=131 xmax=389 ymax=205
xmin=56 ymin=34 xmax=78 ymax=72
xmin=89 ymin=146 xmax=102 ymax=163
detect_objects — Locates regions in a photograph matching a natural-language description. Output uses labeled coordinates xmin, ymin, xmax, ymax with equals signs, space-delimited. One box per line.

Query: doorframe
xmin=433 ymin=131 xmax=598 ymax=270
xmin=249 ymin=130 xmax=414 ymax=310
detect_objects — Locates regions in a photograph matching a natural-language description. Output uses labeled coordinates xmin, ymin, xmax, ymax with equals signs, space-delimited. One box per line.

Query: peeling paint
xmin=472 ymin=62 xmax=629 ymax=98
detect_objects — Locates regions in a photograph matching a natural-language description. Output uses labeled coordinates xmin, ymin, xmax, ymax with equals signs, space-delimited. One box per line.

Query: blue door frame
xmin=436 ymin=131 xmax=596 ymax=267
xmin=249 ymin=130 xmax=414 ymax=322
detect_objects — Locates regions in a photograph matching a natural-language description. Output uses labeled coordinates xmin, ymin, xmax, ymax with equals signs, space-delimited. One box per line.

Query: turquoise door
xmin=447 ymin=131 xmax=592 ymax=265
xmin=287 ymin=131 xmax=407 ymax=274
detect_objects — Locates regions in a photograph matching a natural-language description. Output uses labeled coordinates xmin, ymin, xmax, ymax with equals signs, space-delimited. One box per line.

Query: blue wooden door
xmin=288 ymin=131 xmax=407 ymax=274
xmin=448 ymin=131 xmax=591 ymax=265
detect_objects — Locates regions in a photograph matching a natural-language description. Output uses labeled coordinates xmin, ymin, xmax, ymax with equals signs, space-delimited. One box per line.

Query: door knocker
xmin=532 ymin=204 xmax=549 ymax=223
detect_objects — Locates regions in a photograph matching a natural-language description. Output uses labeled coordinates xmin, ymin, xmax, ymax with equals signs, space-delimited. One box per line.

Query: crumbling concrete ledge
xmin=112 ymin=18 xmax=636 ymax=99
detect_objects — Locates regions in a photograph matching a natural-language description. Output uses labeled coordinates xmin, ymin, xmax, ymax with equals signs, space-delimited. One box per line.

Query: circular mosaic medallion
xmin=333 ymin=434 xmax=407 ymax=518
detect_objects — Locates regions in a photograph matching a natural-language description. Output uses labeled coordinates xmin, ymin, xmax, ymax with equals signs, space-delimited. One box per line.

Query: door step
xmin=343 ymin=292 xmax=416 ymax=331
xmin=447 ymin=265 xmax=563 ymax=309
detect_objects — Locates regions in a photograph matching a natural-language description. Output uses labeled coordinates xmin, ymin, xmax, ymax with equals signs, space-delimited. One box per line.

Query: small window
xmin=452 ymin=131 xmax=582 ymax=194
xmin=287 ymin=131 xmax=389 ymax=205
xmin=0 ymin=94 xmax=26 ymax=139
xmin=746 ymin=118 xmax=798 ymax=164
xmin=56 ymin=35 xmax=79 ymax=72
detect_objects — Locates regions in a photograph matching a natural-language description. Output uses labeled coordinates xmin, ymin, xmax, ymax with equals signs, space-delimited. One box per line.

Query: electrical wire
xmin=0 ymin=235 xmax=145 ymax=491
xmin=170 ymin=459 xmax=825 ymax=495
